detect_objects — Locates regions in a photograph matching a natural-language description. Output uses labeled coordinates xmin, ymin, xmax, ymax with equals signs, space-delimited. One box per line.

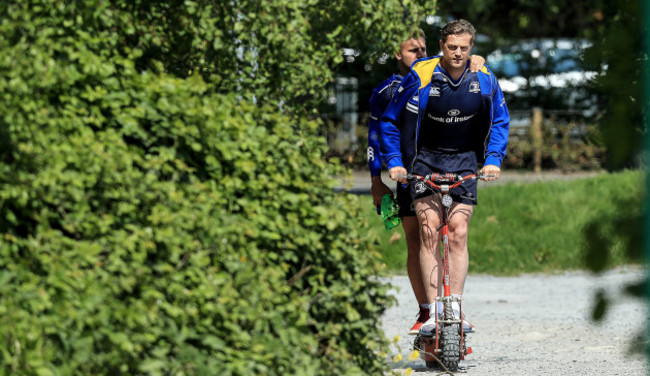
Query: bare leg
xmin=448 ymin=203 xmax=474 ymax=295
xmin=402 ymin=216 xmax=426 ymax=304
xmin=414 ymin=195 xmax=443 ymax=304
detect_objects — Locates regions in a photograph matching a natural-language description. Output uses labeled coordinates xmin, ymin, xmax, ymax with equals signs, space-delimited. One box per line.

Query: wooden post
xmin=532 ymin=107 xmax=543 ymax=173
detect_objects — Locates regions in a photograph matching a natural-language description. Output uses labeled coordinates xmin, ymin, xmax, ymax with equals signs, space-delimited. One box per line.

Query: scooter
xmin=404 ymin=172 xmax=489 ymax=371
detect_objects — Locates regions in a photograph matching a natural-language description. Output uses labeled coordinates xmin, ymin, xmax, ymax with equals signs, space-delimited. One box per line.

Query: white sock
xmin=451 ymin=295 xmax=462 ymax=316
xmin=420 ymin=303 xmax=430 ymax=310
xmin=427 ymin=302 xmax=439 ymax=317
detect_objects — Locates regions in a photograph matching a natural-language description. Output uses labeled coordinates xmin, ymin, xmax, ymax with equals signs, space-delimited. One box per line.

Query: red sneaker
xmin=409 ymin=307 xmax=430 ymax=335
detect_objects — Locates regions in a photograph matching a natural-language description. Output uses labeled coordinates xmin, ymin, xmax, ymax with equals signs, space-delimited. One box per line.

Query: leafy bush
xmin=0 ymin=1 xmax=406 ymax=375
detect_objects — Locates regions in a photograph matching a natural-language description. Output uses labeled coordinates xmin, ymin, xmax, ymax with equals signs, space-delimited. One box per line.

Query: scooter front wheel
xmin=440 ymin=325 xmax=460 ymax=371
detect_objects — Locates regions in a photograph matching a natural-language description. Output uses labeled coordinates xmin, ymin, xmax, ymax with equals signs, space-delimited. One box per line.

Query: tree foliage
xmin=0 ymin=0 xmax=434 ymax=374
xmin=77 ymin=0 xmax=428 ymax=113
xmin=583 ymin=0 xmax=645 ymax=170
xmin=434 ymin=0 xmax=605 ymax=42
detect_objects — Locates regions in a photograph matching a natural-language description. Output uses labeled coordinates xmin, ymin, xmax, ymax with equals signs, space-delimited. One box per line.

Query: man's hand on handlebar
xmin=480 ymin=165 xmax=501 ymax=181
xmin=389 ymin=166 xmax=408 ymax=184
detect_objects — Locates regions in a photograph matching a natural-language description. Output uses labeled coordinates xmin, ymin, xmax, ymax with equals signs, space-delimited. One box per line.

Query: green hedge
xmin=0 ymin=1 xmax=410 ymax=374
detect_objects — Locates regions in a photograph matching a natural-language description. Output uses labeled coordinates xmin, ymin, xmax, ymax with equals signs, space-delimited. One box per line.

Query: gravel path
xmin=380 ymin=267 xmax=648 ymax=375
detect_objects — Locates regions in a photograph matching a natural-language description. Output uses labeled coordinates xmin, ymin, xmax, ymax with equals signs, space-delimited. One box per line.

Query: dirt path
xmin=380 ymin=267 xmax=647 ymax=375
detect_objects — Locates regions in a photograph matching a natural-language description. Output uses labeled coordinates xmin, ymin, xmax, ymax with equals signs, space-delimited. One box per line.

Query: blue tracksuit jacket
xmin=367 ymin=74 xmax=402 ymax=177
xmin=380 ymin=56 xmax=510 ymax=172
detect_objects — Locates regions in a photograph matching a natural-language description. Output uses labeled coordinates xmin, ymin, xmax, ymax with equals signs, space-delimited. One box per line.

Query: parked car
xmin=486 ymin=39 xmax=598 ymax=126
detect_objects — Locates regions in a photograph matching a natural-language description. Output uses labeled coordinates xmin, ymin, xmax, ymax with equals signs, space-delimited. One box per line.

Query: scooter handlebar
xmin=397 ymin=173 xmax=495 ymax=182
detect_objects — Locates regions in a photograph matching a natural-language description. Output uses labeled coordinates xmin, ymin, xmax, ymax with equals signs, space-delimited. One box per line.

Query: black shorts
xmin=410 ymin=149 xmax=478 ymax=205
xmin=396 ymin=183 xmax=415 ymax=217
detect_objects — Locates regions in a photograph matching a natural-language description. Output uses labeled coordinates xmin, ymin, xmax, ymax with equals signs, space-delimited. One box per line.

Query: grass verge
xmin=365 ymin=169 xmax=645 ymax=275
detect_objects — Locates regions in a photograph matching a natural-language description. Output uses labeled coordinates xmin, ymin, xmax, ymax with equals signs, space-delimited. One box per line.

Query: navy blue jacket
xmin=380 ymin=56 xmax=510 ymax=172
xmin=367 ymin=74 xmax=402 ymax=177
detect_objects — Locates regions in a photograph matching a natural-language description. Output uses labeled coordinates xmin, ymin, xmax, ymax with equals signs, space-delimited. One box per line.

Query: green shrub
xmin=0 ymin=56 xmax=392 ymax=376
xmin=0 ymin=1 xmax=404 ymax=374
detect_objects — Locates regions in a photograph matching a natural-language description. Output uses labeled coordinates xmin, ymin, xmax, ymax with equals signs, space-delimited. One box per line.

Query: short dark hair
xmin=410 ymin=27 xmax=426 ymax=41
xmin=440 ymin=19 xmax=475 ymax=44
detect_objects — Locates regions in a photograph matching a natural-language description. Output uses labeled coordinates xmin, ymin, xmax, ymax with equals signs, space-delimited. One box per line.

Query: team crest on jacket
xmin=469 ymin=81 xmax=480 ymax=93
xmin=429 ymin=86 xmax=441 ymax=97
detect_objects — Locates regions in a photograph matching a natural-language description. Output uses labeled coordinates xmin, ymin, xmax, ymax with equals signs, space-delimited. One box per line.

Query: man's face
xmin=439 ymin=33 xmax=473 ymax=71
xmin=396 ymin=37 xmax=427 ymax=73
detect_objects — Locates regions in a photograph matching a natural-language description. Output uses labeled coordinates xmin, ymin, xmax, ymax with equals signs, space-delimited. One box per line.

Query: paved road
xmin=380 ymin=267 xmax=648 ymax=375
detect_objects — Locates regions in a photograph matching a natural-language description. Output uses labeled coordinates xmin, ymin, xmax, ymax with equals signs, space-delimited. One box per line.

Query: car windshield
xmin=487 ymin=39 xmax=589 ymax=78
xmin=550 ymin=48 xmax=581 ymax=73
xmin=487 ymin=52 xmax=525 ymax=77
